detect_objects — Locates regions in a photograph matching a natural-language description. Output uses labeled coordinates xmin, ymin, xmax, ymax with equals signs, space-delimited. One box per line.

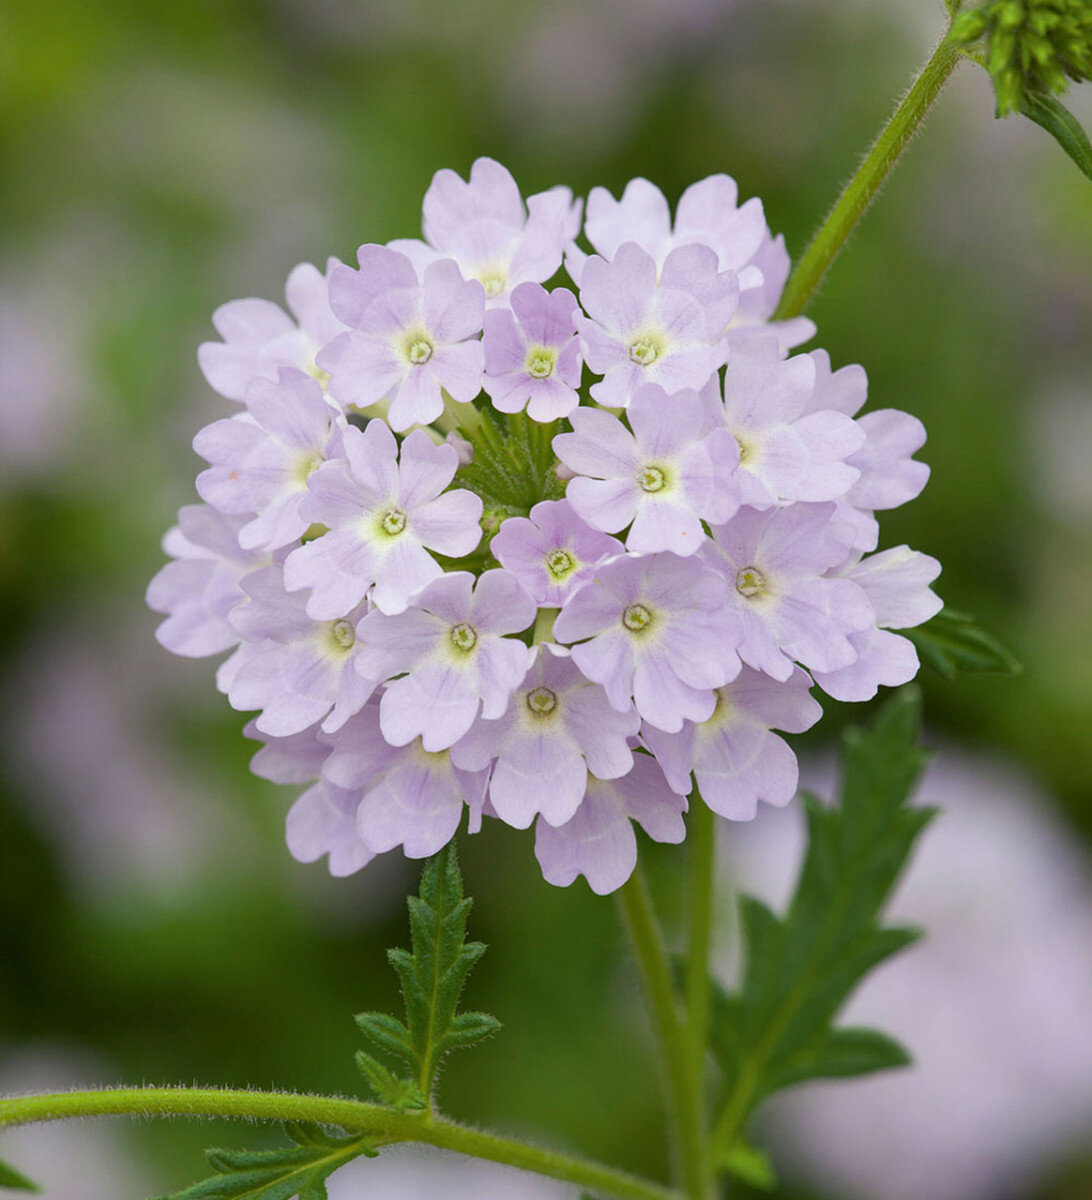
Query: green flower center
xmin=526 ymin=686 xmax=558 ymax=717
xmin=526 ymin=346 xmax=556 ymax=379
xmin=546 ymin=548 xmax=575 ymax=579
xmin=450 ymin=623 xmax=478 ymax=653
xmin=735 ymin=566 xmax=767 ymax=598
xmin=628 ymin=334 xmax=664 ymax=367
xmin=404 ymin=333 xmax=433 ymax=365
xmin=622 ymin=603 xmax=654 ymax=633
xmin=638 ymin=465 xmax=667 ymax=493
xmin=381 ymin=508 xmax=407 ymax=537
xmin=294 ymin=451 xmax=325 ymax=484
xmin=478 ymin=269 xmax=507 ymax=298
xmin=330 ymin=619 xmax=356 ymax=651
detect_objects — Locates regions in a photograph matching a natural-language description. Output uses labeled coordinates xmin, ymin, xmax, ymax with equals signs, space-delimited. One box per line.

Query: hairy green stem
xmin=774 ymin=33 xmax=961 ymax=319
xmin=619 ymin=867 xmax=712 ymax=1200
xmin=683 ymin=799 xmax=715 ymax=1165
xmin=0 ymin=1087 xmax=683 ymax=1200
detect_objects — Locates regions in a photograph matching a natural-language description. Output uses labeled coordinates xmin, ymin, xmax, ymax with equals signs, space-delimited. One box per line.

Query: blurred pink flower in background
xmin=1 ymin=628 xmax=228 ymax=901
xmin=723 ymin=750 xmax=1092 ymax=1200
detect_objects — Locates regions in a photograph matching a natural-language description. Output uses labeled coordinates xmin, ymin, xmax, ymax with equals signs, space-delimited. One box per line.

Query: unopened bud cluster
xmin=148 ymin=159 xmax=941 ymax=894
xmin=950 ymin=0 xmax=1092 ymax=114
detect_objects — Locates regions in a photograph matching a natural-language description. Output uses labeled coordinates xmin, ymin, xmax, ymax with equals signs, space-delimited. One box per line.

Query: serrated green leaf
xmin=906 ymin=607 xmax=1021 ymax=680
xmin=354 ymin=1012 xmax=413 ymax=1061
xmin=717 ymin=1140 xmax=777 ymax=1191
xmin=710 ymin=690 xmax=931 ymax=1154
xmin=0 ymin=1159 xmax=41 ymax=1192
xmin=151 ymin=1123 xmax=372 ymax=1200
xmin=354 ymin=1052 xmax=427 ymax=1110
xmin=1020 ymin=91 xmax=1092 ymax=182
xmin=764 ymin=1026 xmax=913 ymax=1092
xmin=355 ymin=845 xmax=500 ymax=1104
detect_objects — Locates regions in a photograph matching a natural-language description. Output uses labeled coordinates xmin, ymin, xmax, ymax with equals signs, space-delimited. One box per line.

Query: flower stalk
xmin=619 ymin=866 xmax=714 ymax=1200
xmin=0 ymin=1087 xmax=684 ymax=1200
xmin=775 ymin=33 xmax=962 ymax=319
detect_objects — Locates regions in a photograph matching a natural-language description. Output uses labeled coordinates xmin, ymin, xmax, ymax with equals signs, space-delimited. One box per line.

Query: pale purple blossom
xmin=704 ymin=504 xmax=874 ymax=681
xmin=320 ymin=246 xmax=485 ymax=431
xmin=354 ymin=570 xmax=537 ymax=751
xmin=482 ymin=283 xmax=582 ymax=420
xmin=811 ymin=546 xmax=943 ymax=702
xmin=389 ymin=157 xmax=582 ymax=306
xmin=224 ymin=566 xmax=375 ymax=736
xmin=283 ymin=420 xmax=483 ymax=618
xmin=286 ymin=780 xmax=376 ymax=877
xmin=198 ymin=259 xmax=346 ymax=402
xmin=193 ymin=367 xmax=342 ymax=552
xmin=321 ymin=701 xmax=489 ymax=858
xmin=534 ymin=754 xmax=686 ymax=894
xmin=642 ymin=667 xmax=822 ymax=819
xmin=451 ymin=645 xmax=640 ymax=829
xmin=489 ymin=499 xmax=622 ymax=607
xmin=553 ymin=552 xmax=741 ymax=732
xmin=246 ymin=720 xmax=329 ymax=785
xmin=698 ymin=336 xmax=866 ymax=508
xmin=146 ymin=504 xmax=268 ymax=657
xmin=569 ymin=175 xmax=813 ymax=350
xmin=577 ymin=242 xmax=738 ymax=407
xmin=554 ymin=384 xmax=740 ymax=554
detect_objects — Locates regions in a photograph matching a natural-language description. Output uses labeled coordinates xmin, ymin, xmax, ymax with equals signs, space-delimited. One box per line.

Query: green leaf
xmin=152 ymin=1122 xmax=374 ymax=1200
xmin=710 ymin=690 xmax=931 ymax=1153
xmin=763 ymin=1026 xmax=912 ymax=1092
xmin=355 ymin=845 xmax=501 ymax=1104
xmin=905 ymin=607 xmax=1021 ymax=679
xmin=1019 ymin=91 xmax=1092 ymax=182
xmin=353 ymin=1052 xmax=426 ymax=1111
xmin=717 ymin=1140 xmax=777 ymax=1191
xmin=0 ymin=1159 xmax=41 ymax=1192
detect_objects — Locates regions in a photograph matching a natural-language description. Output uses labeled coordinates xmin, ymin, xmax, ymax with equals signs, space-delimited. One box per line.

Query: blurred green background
xmin=1 ymin=0 xmax=1090 ymax=1196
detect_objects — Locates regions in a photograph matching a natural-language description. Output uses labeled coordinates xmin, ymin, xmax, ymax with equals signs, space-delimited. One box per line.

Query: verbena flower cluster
xmin=148 ymin=159 xmax=941 ymax=895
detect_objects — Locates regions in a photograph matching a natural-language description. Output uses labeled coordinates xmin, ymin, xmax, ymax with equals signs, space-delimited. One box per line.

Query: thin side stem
xmin=0 ymin=1087 xmax=683 ymax=1200
xmin=774 ymin=33 xmax=961 ymax=319
xmin=683 ymin=798 xmax=715 ymax=1154
xmin=619 ymin=867 xmax=711 ymax=1200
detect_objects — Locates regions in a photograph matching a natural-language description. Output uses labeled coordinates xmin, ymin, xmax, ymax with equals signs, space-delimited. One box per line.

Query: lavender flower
xmin=224 ymin=566 xmax=374 ymax=736
xmin=193 ymin=367 xmax=342 ymax=552
xmin=283 ymin=420 xmax=483 ymax=618
xmin=701 ymin=336 xmax=866 ymax=508
xmin=704 ymin=504 xmax=874 ymax=681
xmin=569 ymin=175 xmax=814 ymax=349
xmin=451 ymin=646 xmax=639 ymax=829
xmin=146 ymin=504 xmax=267 ymax=657
xmin=489 ymin=499 xmax=622 ymax=607
xmin=198 ymin=259 xmax=346 ymax=402
xmin=482 ymin=283 xmax=582 ymax=420
xmin=577 ymin=242 xmax=738 ymax=407
xmin=641 ymin=667 xmax=822 ymax=819
xmin=354 ymin=570 xmax=537 ymax=752
xmin=320 ymin=246 xmax=485 ymax=431
xmin=534 ymin=754 xmax=686 ymax=895
xmin=553 ymin=552 xmax=741 ymax=732
xmin=389 ymin=157 xmax=582 ymax=306
xmin=553 ymin=384 xmax=740 ymax=554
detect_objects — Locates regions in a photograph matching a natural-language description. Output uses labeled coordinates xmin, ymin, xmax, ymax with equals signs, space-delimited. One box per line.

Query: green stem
xmin=619 ymin=867 xmax=711 ymax=1200
xmin=774 ymin=32 xmax=961 ymax=320
xmin=683 ymin=798 xmax=715 ymax=1155
xmin=0 ymin=1087 xmax=683 ymax=1200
